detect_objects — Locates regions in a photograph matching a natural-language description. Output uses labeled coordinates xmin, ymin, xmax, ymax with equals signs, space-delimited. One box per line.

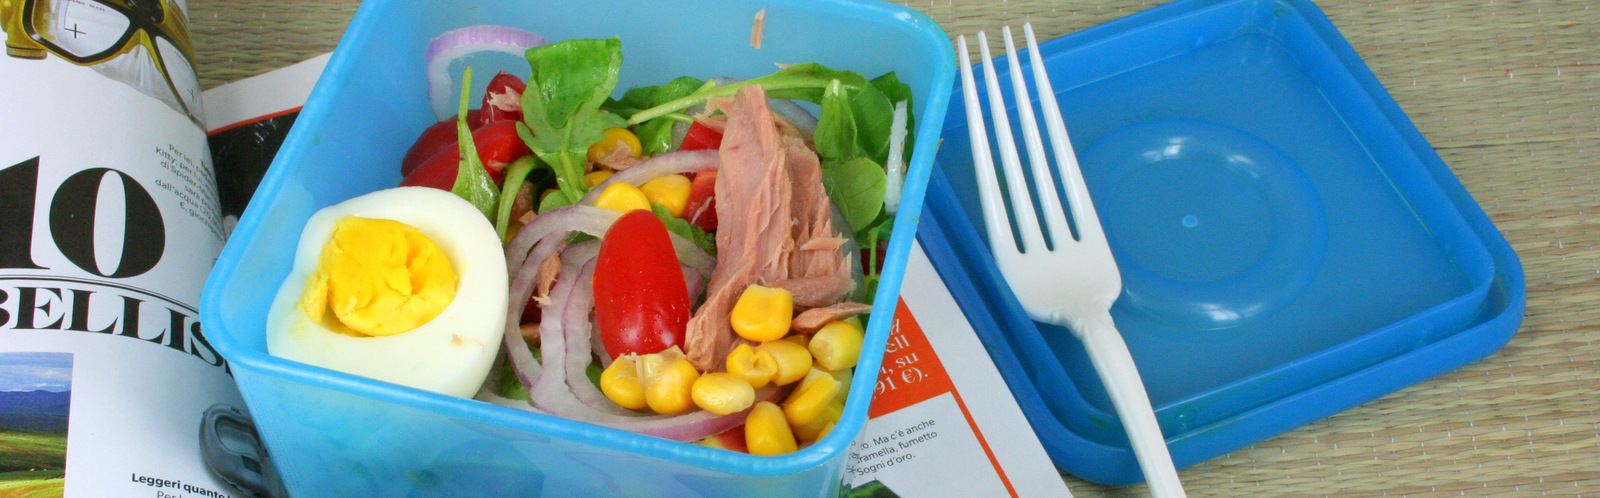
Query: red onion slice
xmin=426 ymin=25 xmax=549 ymax=120
xmin=506 ymin=205 xmax=620 ymax=274
xmin=504 ymin=209 xmax=611 ymax=400
xmin=525 ymin=248 xmax=593 ymax=410
xmin=580 ymin=150 xmax=720 ymax=206
xmin=501 ymin=328 xmax=542 ymax=398
xmin=557 ymin=254 xmax=626 ymax=414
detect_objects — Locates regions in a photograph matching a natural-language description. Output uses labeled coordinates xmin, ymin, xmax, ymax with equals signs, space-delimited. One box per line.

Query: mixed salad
xmin=271 ymin=25 xmax=913 ymax=456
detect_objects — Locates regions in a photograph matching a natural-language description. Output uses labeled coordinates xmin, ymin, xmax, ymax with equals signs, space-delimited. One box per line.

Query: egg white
xmin=265 ymin=187 xmax=508 ymax=398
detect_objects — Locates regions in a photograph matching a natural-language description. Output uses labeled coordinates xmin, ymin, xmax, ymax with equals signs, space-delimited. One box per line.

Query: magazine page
xmin=845 ymin=241 xmax=1070 ymax=497
xmin=0 ymin=1 xmax=256 ymax=497
xmin=203 ymin=53 xmax=330 ymax=238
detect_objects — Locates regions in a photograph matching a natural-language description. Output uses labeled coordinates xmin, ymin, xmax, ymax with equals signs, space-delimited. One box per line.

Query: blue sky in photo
xmin=0 ymin=352 xmax=73 ymax=392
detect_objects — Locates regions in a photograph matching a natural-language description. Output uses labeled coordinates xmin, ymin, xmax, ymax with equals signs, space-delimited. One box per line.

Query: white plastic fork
xmin=957 ymin=24 xmax=1185 ymax=496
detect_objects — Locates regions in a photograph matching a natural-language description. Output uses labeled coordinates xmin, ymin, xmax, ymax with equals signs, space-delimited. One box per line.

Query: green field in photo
xmin=0 ymin=429 xmax=65 ymax=498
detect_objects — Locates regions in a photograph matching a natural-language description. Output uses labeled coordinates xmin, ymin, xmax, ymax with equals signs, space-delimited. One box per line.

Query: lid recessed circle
xmin=1080 ymin=119 xmax=1327 ymax=330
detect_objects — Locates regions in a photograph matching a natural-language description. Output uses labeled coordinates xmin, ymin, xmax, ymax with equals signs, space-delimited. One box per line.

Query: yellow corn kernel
xmin=584 ymin=169 xmax=615 ymax=188
xmin=809 ymin=320 xmax=864 ymax=371
xmin=830 ymin=367 xmax=853 ymax=404
xmin=784 ymin=367 xmax=829 ymax=404
xmin=586 ymin=127 xmax=643 ymax=163
xmin=640 ymin=174 xmax=691 ymax=217
xmin=726 ymin=344 xmax=778 ymax=388
xmin=599 ymin=356 xmax=647 ymax=410
xmin=782 ymin=333 xmax=810 ymax=350
xmin=594 ymin=182 xmax=651 ymax=214
xmin=745 ymin=401 xmax=798 ymax=456
xmin=783 ymin=367 xmax=841 ymax=427
xmin=759 ymin=340 xmax=812 ymax=386
xmin=637 ymin=351 xmax=700 ymax=415
xmin=691 ymin=372 xmax=757 ymax=415
xmin=791 ymin=398 xmax=845 ymax=444
xmin=730 ymin=285 xmax=793 ymax=342
xmin=814 ymin=421 xmax=836 ymax=442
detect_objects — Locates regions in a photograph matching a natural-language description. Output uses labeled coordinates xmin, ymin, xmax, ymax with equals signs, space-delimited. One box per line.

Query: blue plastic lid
xmin=921 ymin=0 xmax=1525 ymax=485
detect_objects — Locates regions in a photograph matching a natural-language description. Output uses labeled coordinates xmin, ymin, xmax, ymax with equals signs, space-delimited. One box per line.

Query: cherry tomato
xmin=478 ymin=71 xmax=527 ymax=128
xmin=401 ymin=109 xmax=481 ymax=177
xmin=399 ymin=120 xmax=530 ymax=189
xmin=593 ymin=210 xmax=692 ymax=359
xmin=682 ymin=170 xmax=717 ymax=232
xmin=679 ymin=121 xmax=724 ymax=151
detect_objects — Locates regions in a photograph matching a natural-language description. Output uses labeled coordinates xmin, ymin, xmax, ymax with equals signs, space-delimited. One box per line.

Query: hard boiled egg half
xmin=266 ymin=187 xmax=508 ymax=398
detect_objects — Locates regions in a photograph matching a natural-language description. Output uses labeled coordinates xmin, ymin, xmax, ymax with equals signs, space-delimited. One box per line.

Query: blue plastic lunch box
xmin=198 ymin=0 xmax=954 ymax=495
xmin=920 ymin=0 xmax=1525 ymax=485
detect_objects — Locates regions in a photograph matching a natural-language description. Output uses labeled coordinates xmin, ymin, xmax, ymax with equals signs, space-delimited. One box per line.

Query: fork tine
xmin=978 ymin=31 xmax=1048 ymax=254
xmin=957 ymin=35 xmax=1016 ymax=253
xmin=1002 ymin=26 xmax=1074 ymax=248
xmin=1024 ymin=23 xmax=1106 ymax=244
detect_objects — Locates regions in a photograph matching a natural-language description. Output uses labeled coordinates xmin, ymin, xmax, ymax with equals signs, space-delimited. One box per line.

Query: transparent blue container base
xmin=922 ymin=0 xmax=1524 ymax=485
xmin=199 ymin=0 xmax=956 ymax=495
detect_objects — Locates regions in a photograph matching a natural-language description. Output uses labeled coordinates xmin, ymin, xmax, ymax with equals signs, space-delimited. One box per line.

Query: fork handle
xmin=1074 ymin=308 xmax=1187 ymax=497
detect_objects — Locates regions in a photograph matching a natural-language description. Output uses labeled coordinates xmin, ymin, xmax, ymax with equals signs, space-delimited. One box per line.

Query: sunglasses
xmin=5 ymin=0 xmax=202 ymax=122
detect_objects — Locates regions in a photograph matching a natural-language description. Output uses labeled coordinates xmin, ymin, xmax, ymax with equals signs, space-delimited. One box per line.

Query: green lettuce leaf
xmin=519 ymin=38 xmax=627 ymax=204
xmin=449 ymin=68 xmax=499 ymax=220
xmin=651 ymin=202 xmax=716 ymax=256
xmin=813 ymin=79 xmax=857 ymax=163
xmin=493 ymin=155 xmax=538 ymax=239
xmin=821 ymin=157 xmax=886 ymax=236
xmin=605 ymin=76 xmax=705 ymax=156
xmin=849 ymin=81 xmax=895 ymax=166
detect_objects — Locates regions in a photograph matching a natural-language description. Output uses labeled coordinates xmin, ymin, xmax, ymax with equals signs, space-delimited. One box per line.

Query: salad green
xmin=449 ymin=68 xmax=501 ymax=221
xmin=515 ymin=38 xmax=628 ymax=209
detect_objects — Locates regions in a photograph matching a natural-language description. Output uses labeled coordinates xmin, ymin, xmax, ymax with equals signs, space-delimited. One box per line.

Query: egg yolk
xmin=299 ymin=216 xmax=457 ymax=337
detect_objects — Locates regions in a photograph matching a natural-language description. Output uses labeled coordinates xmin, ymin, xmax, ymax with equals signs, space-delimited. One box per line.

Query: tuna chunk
xmin=684 ymin=85 xmax=794 ymax=371
xmin=782 ymin=134 xmax=854 ymax=296
xmin=791 ymin=302 xmax=873 ymax=334
xmin=770 ymin=275 xmax=855 ymax=309
xmin=682 ymin=85 xmax=863 ymax=371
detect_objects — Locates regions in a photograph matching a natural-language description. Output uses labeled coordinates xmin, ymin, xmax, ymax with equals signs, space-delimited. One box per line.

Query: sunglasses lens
xmin=32 ymin=0 xmax=133 ymax=58
xmin=154 ymin=35 xmax=201 ymax=117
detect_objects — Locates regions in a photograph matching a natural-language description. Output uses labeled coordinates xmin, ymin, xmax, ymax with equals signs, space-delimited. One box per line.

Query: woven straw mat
xmin=190 ymin=0 xmax=1600 ymax=495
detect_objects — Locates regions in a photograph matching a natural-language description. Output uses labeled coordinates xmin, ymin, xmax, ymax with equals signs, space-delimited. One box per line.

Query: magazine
xmin=0 ymin=1 xmax=259 ymax=497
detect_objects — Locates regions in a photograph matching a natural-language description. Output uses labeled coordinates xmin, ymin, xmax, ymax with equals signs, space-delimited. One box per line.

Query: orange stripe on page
xmin=873 ymin=299 xmax=1019 ymax=497
xmin=208 ymin=106 xmax=303 ymax=136
xmin=869 ymin=300 xmax=957 ymax=417
xmin=949 ymin=388 xmax=1021 ymax=498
